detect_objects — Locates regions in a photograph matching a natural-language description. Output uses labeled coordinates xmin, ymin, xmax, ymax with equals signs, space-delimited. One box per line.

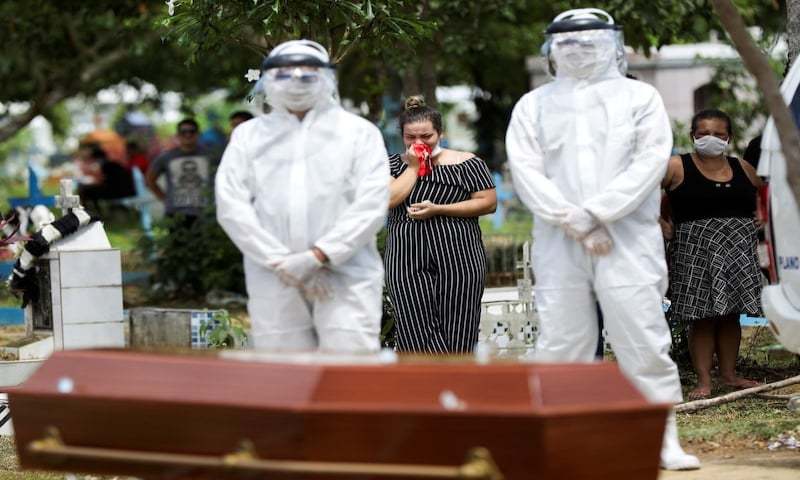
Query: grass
xmin=0 ymin=437 xmax=61 ymax=480
xmin=678 ymin=396 xmax=800 ymax=444
xmin=479 ymin=209 xmax=533 ymax=239
xmin=676 ymin=327 xmax=800 ymax=448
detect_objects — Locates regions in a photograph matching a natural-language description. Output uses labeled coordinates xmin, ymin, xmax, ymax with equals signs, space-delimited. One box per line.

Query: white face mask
xmin=266 ymin=78 xmax=325 ymax=112
xmin=694 ymin=135 xmax=728 ymax=157
xmin=431 ymin=143 xmax=442 ymax=157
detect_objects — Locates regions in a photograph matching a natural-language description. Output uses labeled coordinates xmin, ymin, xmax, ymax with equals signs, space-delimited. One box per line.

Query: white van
xmin=757 ymin=58 xmax=800 ymax=355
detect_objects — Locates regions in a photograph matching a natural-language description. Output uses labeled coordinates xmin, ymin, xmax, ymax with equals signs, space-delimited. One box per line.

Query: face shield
xmin=541 ymin=8 xmax=627 ymax=81
xmin=255 ymin=39 xmax=339 ymax=112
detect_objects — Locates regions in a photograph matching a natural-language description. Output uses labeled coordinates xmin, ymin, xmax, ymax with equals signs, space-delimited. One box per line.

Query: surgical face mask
xmin=693 ymin=135 xmax=728 ymax=157
xmin=431 ymin=143 xmax=442 ymax=157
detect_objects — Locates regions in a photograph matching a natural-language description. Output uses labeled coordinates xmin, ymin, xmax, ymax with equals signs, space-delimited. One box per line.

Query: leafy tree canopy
xmin=0 ymin=1 xmax=252 ymax=144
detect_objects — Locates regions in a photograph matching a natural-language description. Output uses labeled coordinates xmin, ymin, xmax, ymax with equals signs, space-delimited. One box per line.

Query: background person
xmin=216 ymin=39 xmax=389 ymax=353
xmin=505 ymin=8 xmax=699 ymax=470
xmin=146 ymin=118 xmax=214 ymax=223
xmin=385 ymin=96 xmax=496 ymax=353
xmin=662 ymin=109 xmax=762 ymax=400
xmin=75 ymin=142 xmax=135 ymax=211
xmin=229 ymin=110 xmax=254 ymax=132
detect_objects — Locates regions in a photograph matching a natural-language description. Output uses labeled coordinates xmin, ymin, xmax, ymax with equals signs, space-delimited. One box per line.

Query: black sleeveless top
xmin=667 ymin=154 xmax=757 ymax=224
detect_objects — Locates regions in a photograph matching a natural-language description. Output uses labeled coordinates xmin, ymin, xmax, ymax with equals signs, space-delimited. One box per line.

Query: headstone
xmin=27 ymin=179 xmax=125 ymax=349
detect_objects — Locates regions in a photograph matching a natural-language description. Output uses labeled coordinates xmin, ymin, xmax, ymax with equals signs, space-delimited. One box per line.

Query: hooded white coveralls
xmin=216 ymin=104 xmax=389 ymax=352
xmin=505 ymin=47 xmax=682 ymax=405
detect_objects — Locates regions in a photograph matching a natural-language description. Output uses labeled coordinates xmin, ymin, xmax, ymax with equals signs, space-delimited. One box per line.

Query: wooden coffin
xmin=10 ymin=350 xmax=669 ymax=479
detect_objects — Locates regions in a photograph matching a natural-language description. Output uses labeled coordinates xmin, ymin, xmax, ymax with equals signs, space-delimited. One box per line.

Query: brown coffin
xmin=10 ymin=350 xmax=669 ymax=479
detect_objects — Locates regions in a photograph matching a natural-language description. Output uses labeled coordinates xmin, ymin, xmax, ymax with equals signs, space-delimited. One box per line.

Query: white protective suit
xmin=506 ymin=9 xmax=700 ymax=470
xmin=216 ymin=40 xmax=389 ymax=353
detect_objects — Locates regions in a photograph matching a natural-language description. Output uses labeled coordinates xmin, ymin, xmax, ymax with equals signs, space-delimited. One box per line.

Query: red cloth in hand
xmin=412 ymin=144 xmax=433 ymax=177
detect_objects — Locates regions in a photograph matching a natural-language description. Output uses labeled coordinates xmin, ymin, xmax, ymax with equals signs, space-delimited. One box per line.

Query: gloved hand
xmin=268 ymin=251 xmax=323 ymax=287
xmin=582 ymin=227 xmax=613 ymax=256
xmin=561 ymin=207 xmax=597 ymax=240
xmin=303 ymin=270 xmax=333 ymax=301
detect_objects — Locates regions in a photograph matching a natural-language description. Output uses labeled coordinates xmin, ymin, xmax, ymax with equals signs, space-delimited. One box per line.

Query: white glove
xmin=303 ymin=270 xmax=333 ymax=301
xmin=582 ymin=227 xmax=613 ymax=256
xmin=268 ymin=251 xmax=323 ymax=287
xmin=561 ymin=208 xmax=597 ymax=240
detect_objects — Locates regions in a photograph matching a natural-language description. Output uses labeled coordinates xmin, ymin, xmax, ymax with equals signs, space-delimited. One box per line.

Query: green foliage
xmin=140 ymin=208 xmax=245 ymax=298
xmin=0 ymin=128 xmax=33 ymax=175
xmin=160 ymin=0 xmax=432 ymax=64
xmin=199 ymin=310 xmax=248 ymax=348
xmin=672 ymin=119 xmax=694 ymax=154
xmin=695 ymin=55 xmax=786 ymax=153
xmin=0 ymin=1 xmax=256 ymax=143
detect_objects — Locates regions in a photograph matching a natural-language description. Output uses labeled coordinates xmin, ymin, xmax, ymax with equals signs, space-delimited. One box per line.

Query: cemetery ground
xmin=1 ymin=211 xmax=799 ymax=478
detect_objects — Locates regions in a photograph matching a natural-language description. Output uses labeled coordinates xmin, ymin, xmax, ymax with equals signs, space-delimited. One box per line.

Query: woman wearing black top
xmin=661 ymin=109 xmax=763 ymax=400
xmin=385 ymin=96 xmax=497 ymax=353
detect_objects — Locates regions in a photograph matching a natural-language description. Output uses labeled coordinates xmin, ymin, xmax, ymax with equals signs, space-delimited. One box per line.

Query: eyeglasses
xmin=178 ymin=129 xmax=198 ymax=136
xmin=269 ymin=67 xmax=320 ymax=83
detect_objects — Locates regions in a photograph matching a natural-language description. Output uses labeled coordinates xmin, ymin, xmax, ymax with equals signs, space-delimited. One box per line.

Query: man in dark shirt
xmin=146 ymin=118 xmax=213 ymax=219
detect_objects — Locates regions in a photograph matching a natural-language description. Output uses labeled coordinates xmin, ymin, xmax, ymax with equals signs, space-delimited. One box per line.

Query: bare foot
xmin=721 ymin=377 xmax=760 ymax=389
xmin=687 ymin=385 xmax=712 ymax=400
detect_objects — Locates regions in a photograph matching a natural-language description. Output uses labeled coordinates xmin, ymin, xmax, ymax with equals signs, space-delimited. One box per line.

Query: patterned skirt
xmin=667 ymin=216 xmax=763 ymax=322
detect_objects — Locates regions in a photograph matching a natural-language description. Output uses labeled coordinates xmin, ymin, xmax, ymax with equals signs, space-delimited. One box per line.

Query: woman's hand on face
xmin=407 ymin=200 xmax=438 ymax=220
xmin=404 ymin=145 xmax=424 ymax=171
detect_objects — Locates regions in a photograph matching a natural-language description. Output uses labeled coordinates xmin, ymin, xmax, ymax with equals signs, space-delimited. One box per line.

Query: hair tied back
xmin=404 ymin=95 xmax=426 ymax=112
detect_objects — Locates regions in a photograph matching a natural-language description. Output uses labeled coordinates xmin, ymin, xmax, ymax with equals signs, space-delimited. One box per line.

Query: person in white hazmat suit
xmin=505 ymin=9 xmax=701 ymax=470
xmin=215 ymin=40 xmax=390 ymax=352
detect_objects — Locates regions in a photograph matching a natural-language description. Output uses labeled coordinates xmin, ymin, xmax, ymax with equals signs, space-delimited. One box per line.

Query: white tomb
xmin=27 ymin=179 xmax=125 ymax=349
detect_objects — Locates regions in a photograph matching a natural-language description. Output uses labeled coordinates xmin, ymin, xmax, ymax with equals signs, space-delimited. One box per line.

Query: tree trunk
xmin=401 ymin=68 xmax=420 ymax=100
xmin=710 ymin=0 xmax=800 ymax=209
xmin=788 ymin=0 xmax=800 ymax=66
xmin=419 ymin=43 xmax=438 ymax=108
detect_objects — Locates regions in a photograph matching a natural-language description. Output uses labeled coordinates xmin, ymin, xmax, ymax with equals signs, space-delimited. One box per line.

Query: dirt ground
xmin=660 ymin=449 xmax=800 ymax=479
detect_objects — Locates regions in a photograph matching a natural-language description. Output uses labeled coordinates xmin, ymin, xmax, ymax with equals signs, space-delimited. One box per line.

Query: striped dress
xmin=385 ymin=154 xmax=495 ymax=353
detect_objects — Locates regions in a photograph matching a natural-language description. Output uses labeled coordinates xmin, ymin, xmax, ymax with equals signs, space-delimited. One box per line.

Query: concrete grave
xmin=129 ymin=308 xmax=225 ymax=349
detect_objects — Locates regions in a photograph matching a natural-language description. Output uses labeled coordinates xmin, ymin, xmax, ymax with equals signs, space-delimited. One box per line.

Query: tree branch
xmin=64 ymin=16 xmax=91 ymax=58
xmin=675 ymin=374 xmax=800 ymax=413
xmin=710 ymin=0 xmax=800 ymax=208
xmin=79 ymin=48 xmax=131 ymax=83
xmin=0 ymin=89 xmax=65 ymax=143
xmin=0 ymin=44 xmax=134 ymax=142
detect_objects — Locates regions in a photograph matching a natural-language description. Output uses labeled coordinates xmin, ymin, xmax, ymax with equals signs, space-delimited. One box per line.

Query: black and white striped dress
xmin=385 ymin=154 xmax=495 ymax=353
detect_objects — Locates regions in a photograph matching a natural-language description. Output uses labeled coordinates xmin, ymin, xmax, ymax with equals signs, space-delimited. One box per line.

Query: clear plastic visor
xmin=549 ymin=29 xmax=617 ymax=52
xmin=264 ymin=66 xmax=322 ymax=83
